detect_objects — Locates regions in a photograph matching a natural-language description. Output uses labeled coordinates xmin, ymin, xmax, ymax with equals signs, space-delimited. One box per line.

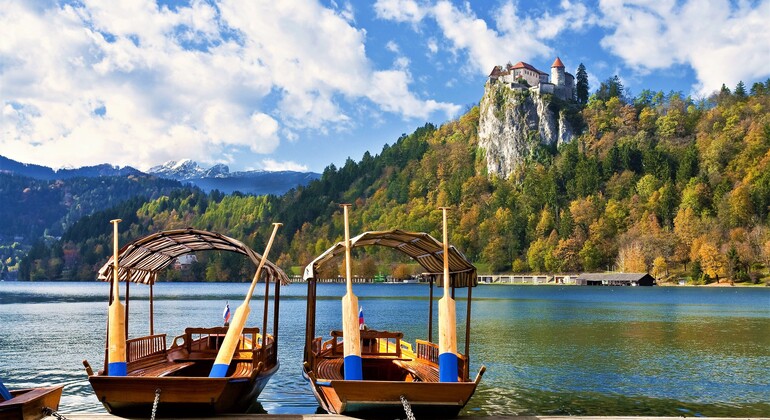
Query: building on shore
xmin=575 ymin=272 xmax=656 ymax=286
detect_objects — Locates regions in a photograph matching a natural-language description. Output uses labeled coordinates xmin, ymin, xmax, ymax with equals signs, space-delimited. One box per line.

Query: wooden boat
xmin=0 ymin=384 xmax=63 ymax=420
xmin=83 ymin=227 xmax=288 ymax=418
xmin=302 ymin=227 xmax=485 ymax=418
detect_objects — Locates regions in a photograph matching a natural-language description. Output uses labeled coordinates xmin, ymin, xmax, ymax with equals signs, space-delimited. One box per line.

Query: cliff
xmin=478 ymin=82 xmax=574 ymax=178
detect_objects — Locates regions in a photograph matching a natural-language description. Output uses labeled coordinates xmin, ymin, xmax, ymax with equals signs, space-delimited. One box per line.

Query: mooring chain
xmin=42 ymin=406 xmax=69 ymax=420
xmin=150 ymin=388 xmax=161 ymax=420
xmin=400 ymin=394 xmax=416 ymax=420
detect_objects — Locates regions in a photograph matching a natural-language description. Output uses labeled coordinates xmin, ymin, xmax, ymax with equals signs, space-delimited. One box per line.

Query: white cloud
xmin=426 ymin=37 xmax=438 ymax=54
xmin=373 ymin=0 xmax=427 ymax=23
xmin=0 ymin=0 xmax=456 ymax=171
xmin=374 ymin=0 xmax=597 ymax=75
xmin=599 ymin=0 xmax=770 ymax=95
xmin=261 ymin=158 xmax=309 ymax=172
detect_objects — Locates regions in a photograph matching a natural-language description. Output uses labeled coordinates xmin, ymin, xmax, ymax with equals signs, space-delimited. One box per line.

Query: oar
xmin=108 ymin=219 xmax=127 ymax=376
xmin=341 ymin=204 xmax=362 ymax=380
xmin=438 ymin=207 xmax=458 ymax=382
xmin=0 ymin=378 xmax=12 ymax=401
xmin=210 ymin=223 xmax=282 ymax=377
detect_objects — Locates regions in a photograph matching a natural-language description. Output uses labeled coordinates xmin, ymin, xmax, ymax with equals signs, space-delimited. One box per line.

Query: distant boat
xmin=83 ymin=227 xmax=288 ymax=418
xmin=302 ymin=228 xmax=485 ymax=418
xmin=0 ymin=382 xmax=63 ymax=420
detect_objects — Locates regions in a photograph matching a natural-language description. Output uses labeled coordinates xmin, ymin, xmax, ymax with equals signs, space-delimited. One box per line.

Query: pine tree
xmin=735 ymin=80 xmax=747 ymax=98
xmin=576 ymin=63 xmax=589 ymax=104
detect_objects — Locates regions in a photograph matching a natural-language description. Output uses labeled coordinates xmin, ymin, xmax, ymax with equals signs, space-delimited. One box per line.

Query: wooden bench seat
xmin=133 ymin=361 xmax=195 ymax=377
xmin=393 ymin=359 xmax=440 ymax=383
xmin=231 ymin=362 xmax=254 ymax=378
xmin=316 ymin=358 xmax=344 ymax=381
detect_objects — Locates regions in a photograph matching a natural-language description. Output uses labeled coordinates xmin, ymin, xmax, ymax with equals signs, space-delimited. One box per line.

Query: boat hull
xmin=308 ymin=377 xmax=481 ymax=418
xmin=89 ymin=364 xmax=277 ymax=418
xmin=0 ymin=386 xmax=63 ymax=420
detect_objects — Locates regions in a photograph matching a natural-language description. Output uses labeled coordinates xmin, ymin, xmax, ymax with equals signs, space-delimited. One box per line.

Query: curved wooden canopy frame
xmin=302 ymin=229 xmax=477 ymax=287
xmin=97 ymin=227 xmax=289 ymax=285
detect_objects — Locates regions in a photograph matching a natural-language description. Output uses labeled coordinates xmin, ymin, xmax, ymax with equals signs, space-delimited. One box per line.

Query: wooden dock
xmin=43 ymin=414 xmax=770 ymax=420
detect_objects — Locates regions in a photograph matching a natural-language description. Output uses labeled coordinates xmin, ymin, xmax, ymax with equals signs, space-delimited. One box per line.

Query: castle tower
xmin=551 ymin=57 xmax=565 ymax=86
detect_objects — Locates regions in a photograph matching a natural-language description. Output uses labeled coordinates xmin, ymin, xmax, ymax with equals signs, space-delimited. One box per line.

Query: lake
xmin=0 ymin=282 xmax=768 ymax=417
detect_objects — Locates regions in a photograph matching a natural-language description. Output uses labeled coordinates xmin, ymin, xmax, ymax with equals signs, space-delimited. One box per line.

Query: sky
xmin=2 ymin=0 xmax=770 ymax=174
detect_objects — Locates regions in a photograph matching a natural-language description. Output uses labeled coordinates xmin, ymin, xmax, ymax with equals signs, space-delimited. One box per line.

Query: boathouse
xmin=575 ymin=272 xmax=655 ymax=286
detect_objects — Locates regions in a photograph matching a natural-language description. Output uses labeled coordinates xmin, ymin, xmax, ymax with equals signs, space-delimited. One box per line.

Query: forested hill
xmin=22 ymin=80 xmax=770 ymax=284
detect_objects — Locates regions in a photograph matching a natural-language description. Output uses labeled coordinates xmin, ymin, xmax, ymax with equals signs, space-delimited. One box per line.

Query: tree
xmin=596 ymin=75 xmax=625 ymax=101
xmin=576 ymin=63 xmax=589 ymax=104
xmin=652 ymin=256 xmax=668 ymax=279
xmin=734 ymin=80 xmax=747 ymax=98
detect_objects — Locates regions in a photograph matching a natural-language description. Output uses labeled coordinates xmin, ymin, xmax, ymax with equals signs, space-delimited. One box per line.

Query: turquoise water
xmin=1 ymin=282 xmax=768 ymax=416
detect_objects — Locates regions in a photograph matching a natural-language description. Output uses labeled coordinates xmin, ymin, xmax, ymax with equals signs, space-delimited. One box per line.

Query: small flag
xmin=223 ymin=302 xmax=231 ymax=324
xmin=358 ymin=306 xmax=364 ymax=329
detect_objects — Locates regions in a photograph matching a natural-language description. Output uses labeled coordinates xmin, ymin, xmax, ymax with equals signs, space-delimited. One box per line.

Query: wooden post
xmin=124 ymin=279 xmax=129 ymax=340
xmin=273 ymin=270 xmax=281 ymax=365
xmin=149 ymin=278 xmax=154 ymax=336
xmin=428 ymin=275 xmax=434 ymax=343
xmin=465 ymin=282 xmax=472 ymax=379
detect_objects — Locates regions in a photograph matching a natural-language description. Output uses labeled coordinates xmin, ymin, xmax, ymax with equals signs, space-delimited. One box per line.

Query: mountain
xmin=147 ymin=159 xmax=320 ymax=195
xmin=0 ymin=155 xmax=142 ymax=180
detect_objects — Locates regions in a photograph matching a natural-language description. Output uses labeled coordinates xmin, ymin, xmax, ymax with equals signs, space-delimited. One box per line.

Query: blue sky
xmin=2 ymin=0 xmax=769 ymax=173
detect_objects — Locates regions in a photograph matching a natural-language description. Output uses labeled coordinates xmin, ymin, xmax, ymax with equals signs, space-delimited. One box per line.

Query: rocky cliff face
xmin=478 ymin=82 xmax=574 ymax=178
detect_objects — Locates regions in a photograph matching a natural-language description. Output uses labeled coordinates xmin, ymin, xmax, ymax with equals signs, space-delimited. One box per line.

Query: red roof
xmin=510 ymin=61 xmax=548 ymax=75
xmin=551 ymin=57 xmax=565 ymax=68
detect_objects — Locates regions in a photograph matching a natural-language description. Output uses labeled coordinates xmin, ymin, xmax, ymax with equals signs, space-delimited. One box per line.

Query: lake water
xmin=0 ymin=282 xmax=768 ymax=417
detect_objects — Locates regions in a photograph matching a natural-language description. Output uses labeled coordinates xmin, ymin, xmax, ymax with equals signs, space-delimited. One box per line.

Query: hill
xmin=18 ymin=78 xmax=770 ymax=284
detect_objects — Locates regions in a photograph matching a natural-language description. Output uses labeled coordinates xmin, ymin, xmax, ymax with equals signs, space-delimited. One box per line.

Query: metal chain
xmin=42 ymin=406 xmax=69 ymax=420
xmin=150 ymin=388 xmax=161 ymax=420
xmin=400 ymin=394 xmax=416 ymax=420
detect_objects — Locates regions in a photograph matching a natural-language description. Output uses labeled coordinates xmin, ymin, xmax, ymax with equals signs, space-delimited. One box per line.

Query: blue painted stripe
xmin=209 ymin=363 xmax=229 ymax=378
xmin=0 ymin=380 xmax=13 ymax=401
xmin=108 ymin=362 xmax=127 ymax=377
xmin=343 ymin=354 xmax=363 ymax=380
xmin=438 ymin=352 xmax=458 ymax=382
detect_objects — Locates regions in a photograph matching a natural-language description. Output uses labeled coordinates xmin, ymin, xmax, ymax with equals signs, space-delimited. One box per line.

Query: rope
xmin=42 ymin=407 xmax=68 ymax=420
xmin=400 ymin=394 xmax=416 ymax=420
xmin=150 ymin=388 xmax=161 ymax=420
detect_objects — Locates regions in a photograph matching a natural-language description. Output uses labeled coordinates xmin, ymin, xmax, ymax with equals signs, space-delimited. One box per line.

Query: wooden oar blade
xmin=210 ymin=304 xmax=251 ymax=377
xmin=342 ymin=293 xmax=362 ymax=380
xmin=108 ymin=300 xmax=127 ymax=376
xmin=438 ymin=295 xmax=458 ymax=382
xmin=209 ymin=222 xmax=281 ymax=378
xmin=107 ymin=219 xmax=126 ymax=376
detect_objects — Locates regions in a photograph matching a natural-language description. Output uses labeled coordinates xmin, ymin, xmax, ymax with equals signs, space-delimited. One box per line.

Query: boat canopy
xmin=97 ymin=227 xmax=289 ymax=285
xmin=303 ymin=229 xmax=477 ymax=287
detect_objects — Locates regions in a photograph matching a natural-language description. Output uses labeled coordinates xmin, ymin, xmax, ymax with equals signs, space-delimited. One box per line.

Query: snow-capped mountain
xmin=147 ymin=159 xmax=320 ymax=195
xmin=147 ymin=159 xmax=208 ymax=180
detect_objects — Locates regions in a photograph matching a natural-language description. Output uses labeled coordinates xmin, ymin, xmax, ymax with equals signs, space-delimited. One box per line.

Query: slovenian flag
xmin=358 ymin=306 xmax=364 ymax=329
xmin=223 ymin=302 xmax=231 ymax=324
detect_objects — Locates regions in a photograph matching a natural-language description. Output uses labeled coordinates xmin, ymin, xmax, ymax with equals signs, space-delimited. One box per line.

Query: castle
xmin=487 ymin=57 xmax=575 ymax=101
